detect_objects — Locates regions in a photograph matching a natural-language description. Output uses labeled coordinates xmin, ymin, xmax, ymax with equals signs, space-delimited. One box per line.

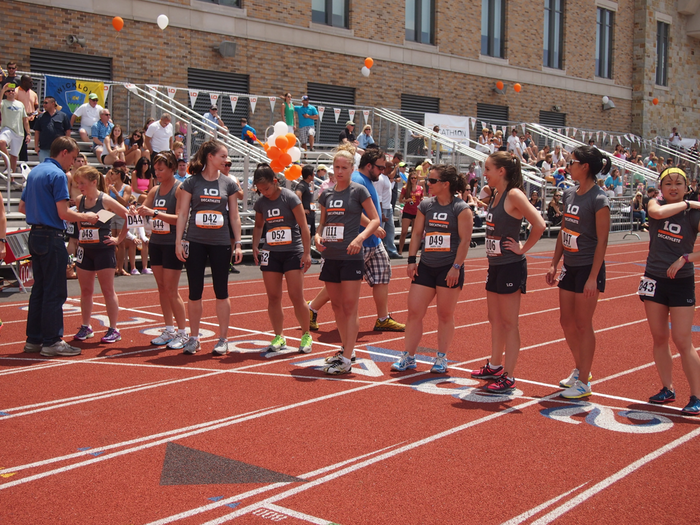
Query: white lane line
xmin=264 ymin=504 xmax=331 ymax=525
xmin=529 ymin=425 xmax=700 ymax=525
xmin=500 ymin=482 xmax=589 ymax=525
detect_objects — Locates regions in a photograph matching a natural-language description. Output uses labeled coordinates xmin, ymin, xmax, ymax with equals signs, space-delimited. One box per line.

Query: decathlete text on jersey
xmin=418 ymin=196 xmax=469 ymax=267
xmin=646 ymin=199 xmax=700 ymax=279
xmin=181 ymin=175 xmax=240 ymax=245
xmin=318 ymin=182 xmax=372 ymax=260
xmin=560 ymin=185 xmax=609 ymax=266
xmin=253 ymin=188 xmax=304 ymax=253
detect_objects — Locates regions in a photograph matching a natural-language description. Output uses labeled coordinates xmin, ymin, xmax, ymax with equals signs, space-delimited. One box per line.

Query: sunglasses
xmin=566 ymin=159 xmax=580 ymax=166
xmin=224 ymin=163 xmax=232 ymax=167
xmin=374 ymin=163 xmax=387 ymax=170
xmin=427 ymin=178 xmax=444 ymax=184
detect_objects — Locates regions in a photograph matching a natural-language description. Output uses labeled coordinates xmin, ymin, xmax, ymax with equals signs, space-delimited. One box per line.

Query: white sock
xmin=165 ymin=325 xmax=174 ymax=332
xmin=309 ymin=306 xmax=318 ymax=314
xmin=177 ymin=329 xmax=186 ymax=334
xmin=378 ymin=316 xmax=388 ymax=322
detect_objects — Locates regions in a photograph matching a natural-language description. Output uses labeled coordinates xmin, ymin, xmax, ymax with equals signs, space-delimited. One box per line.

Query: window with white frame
xmin=595 ymin=7 xmax=614 ymax=78
xmin=406 ymin=0 xmax=435 ymax=44
xmin=481 ymin=0 xmax=505 ymax=58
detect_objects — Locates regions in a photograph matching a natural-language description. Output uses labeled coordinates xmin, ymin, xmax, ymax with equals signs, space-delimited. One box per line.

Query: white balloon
xmin=157 ymin=14 xmax=169 ymax=30
xmin=602 ymin=96 xmax=609 ymax=104
xmin=289 ymin=147 xmax=301 ymax=162
xmin=266 ymin=133 xmax=279 ymax=147
xmin=274 ymin=121 xmax=288 ymax=136
xmin=361 ymin=66 xmax=370 ymax=77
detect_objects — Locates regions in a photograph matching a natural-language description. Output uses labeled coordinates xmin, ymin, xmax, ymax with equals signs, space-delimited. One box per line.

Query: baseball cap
xmin=398 ymin=162 xmax=407 ymax=167
xmin=88 ymin=93 xmax=99 ymax=100
xmin=423 ymin=158 xmax=433 ymax=165
xmin=346 ymin=120 xmax=355 ymax=126
xmin=317 ymin=164 xmax=329 ymax=172
xmin=210 ymin=105 xmax=218 ymax=110
xmin=301 ymin=95 xmax=309 ymax=101
xmin=177 ymin=157 xmax=187 ymax=164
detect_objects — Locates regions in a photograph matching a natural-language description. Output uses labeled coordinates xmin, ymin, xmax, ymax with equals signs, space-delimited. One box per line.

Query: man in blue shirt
xmin=90 ymin=108 xmax=114 ymax=162
xmin=241 ymin=118 xmax=256 ymax=144
xmin=352 ymin=149 xmax=405 ymax=332
xmin=202 ymin=105 xmax=228 ymax=139
xmin=294 ymin=95 xmax=318 ymax=151
xmin=19 ymin=136 xmax=99 ymax=356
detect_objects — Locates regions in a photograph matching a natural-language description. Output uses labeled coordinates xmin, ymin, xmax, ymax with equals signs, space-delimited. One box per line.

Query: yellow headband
xmin=659 ymin=167 xmax=687 ymax=183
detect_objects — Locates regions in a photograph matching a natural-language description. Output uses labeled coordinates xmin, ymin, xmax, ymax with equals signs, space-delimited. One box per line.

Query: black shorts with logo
xmin=558 ymin=262 xmax=606 ymax=294
xmin=259 ymin=250 xmax=303 ymax=274
xmin=412 ymin=261 xmax=464 ymax=289
xmin=76 ymin=247 xmax=116 ymax=272
xmin=638 ymin=272 xmax=695 ymax=307
xmin=319 ymin=258 xmax=364 ymax=283
xmin=486 ymin=258 xmax=527 ymax=294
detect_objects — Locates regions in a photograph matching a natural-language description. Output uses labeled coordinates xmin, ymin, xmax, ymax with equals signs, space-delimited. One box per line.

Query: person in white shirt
xmin=145 ymin=113 xmax=173 ymax=155
xmin=373 ymin=164 xmax=400 ymax=258
xmin=70 ymin=94 xmax=103 ymax=142
xmin=506 ymin=129 xmax=519 ymax=154
xmin=669 ymin=127 xmax=682 ymax=147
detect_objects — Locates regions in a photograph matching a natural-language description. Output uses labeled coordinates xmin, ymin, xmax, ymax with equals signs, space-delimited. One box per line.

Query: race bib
xmin=561 ymin=228 xmax=580 ymax=252
xmin=558 ymin=265 xmax=567 ymax=282
xmin=180 ymin=240 xmax=190 ymax=258
xmin=75 ymin=246 xmax=84 ymax=263
xmin=266 ymin=227 xmax=292 ymax=246
xmin=637 ymin=276 xmax=657 ymax=297
xmin=79 ymin=227 xmax=100 ymax=244
xmin=425 ymin=232 xmax=450 ymax=252
xmin=127 ymin=214 xmax=145 ymax=229
xmin=195 ymin=211 xmax=224 ymax=229
xmin=485 ymin=237 xmax=501 ymax=256
xmin=65 ymin=222 xmax=75 ymax=235
xmin=151 ymin=218 xmax=170 ymax=234
xmin=310 ymin=203 xmax=317 ymax=211
xmin=259 ymin=249 xmax=270 ymax=267
xmin=322 ymin=224 xmax=344 ymax=242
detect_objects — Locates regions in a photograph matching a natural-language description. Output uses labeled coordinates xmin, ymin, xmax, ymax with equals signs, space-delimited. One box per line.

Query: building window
xmin=312 ymin=0 xmax=349 ymax=28
xmin=595 ymin=7 xmax=614 ymax=78
xmin=405 ymin=0 xmax=435 ymax=44
xmin=543 ymin=0 xmax=564 ymax=69
xmin=481 ymin=0 xmax=505 ymax=58
xmin=197 ymin=0 xmax=240 ymax=6
xmin=656 ymin=21 xmax=669 ymax=86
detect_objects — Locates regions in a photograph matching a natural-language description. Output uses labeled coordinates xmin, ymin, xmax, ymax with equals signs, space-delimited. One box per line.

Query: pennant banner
xmin=363 ymin=110 xmax=370 ymax=125
xmin=103 ymin=84 xmax=110 ymax=100
xmin=502 ymin=125 xmax=507 ymax=135
xmin=348 ymin=109 xmax=356 ymax=123
xmin=166 ymin=86 xmax=177 ymax=99
xmin=269 ymin=96 xmax=276 ymax=112
xmin=146 ymin=84 xmax=159 ymax=100
xmin=250 ymin=96 xmax=257 ymax=114
xmin=189 ymin=90 xmax=199 ymax=108
xmin=334 ymin=108 xmax=341 ymax=124
xmin=565 ymin=127 xmax=569 ymax=136
xmin=229 ymin=95 xmax=238 ymax=114
xmin=124 ymin=83 xmax=137 ymax=94
xmin=318 ymin=106 xmax=325 ymax=121
xmin=209 ymin=92 xmax=219 ymax=107
xmin=520 ymin=122 xmax=526 ymax=133
xmin=481 ymin=121 xmax=487 ymax=130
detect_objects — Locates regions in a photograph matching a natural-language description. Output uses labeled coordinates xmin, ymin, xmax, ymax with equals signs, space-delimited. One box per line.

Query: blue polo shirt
xmin=294 ymin=104 xmax=318 ymax=128
xmin=351 ymin=170 xmax=381 ymax=248
xmin=91 ymin=120 xmax=114 ymax=144
xmin=21 ymin=158 xmax=70 ymax=230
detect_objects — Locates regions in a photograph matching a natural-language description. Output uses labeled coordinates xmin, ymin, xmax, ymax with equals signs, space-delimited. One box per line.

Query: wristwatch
xmin=153 ymin=210 xmax=159 ymax=217
xmin=452 ymin=263 xmax=461 ymax=270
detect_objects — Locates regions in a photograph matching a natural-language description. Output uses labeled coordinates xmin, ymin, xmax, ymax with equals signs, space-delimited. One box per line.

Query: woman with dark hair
xmin=252 ymin=163 xmax=313 ymax=354
xmin=136 ymin=151 xmax=188 ymax=350
xmin=281 ymin=92 xmax=295 ymax=133
xmin=125 ymin=129 xmax=144 ymax=165
xmin=471 ymin=152 xmax=546 ymax=392
xmin=175 ymin=140 xmax=243 ymax=356
xmin=547 ymin=192 xmax=563 ymax=226
xmin=545 ymin=145 xmax=611 ymax=399
xmin=102 ymin=124 xmax=126 ymax=166
xmin=391 ymin=165 xmax=473 ymax=374
xmin=107 ymin=165 xmax=137 ymax=276
xmin=640 ymin=167 xmax=700 ymax=415
xmin=398 ymin=169 xmax=423 ymax=254
xmin=132 ymin=157 xmax=154 ymax=204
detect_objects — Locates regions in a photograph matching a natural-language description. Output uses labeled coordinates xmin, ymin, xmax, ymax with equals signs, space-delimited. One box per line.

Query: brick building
xmin=1 ymin=0 xmax=697 ymax=141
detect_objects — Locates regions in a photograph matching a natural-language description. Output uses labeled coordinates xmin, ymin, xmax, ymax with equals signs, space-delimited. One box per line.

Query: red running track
xmin=1 ymin=240 xmax=699 ymax=524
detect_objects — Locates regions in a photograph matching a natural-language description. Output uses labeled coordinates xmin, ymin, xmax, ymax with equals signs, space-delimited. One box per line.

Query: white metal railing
xmin=649 ymin=137 xmax=699 ymax=168
xmin=0 ymin=150 xmax=12 ymax=214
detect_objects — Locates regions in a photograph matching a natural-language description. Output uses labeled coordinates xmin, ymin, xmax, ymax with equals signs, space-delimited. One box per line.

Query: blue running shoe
xmin=682 ymin=396 xmax=700 ymax=416
xmin=391 ymin=351 xmax=416 ymax=372
xmin=430 ymin=352 xmax=448 ymax=374
xmin=649 ymin=387 xmax=675 ymax=405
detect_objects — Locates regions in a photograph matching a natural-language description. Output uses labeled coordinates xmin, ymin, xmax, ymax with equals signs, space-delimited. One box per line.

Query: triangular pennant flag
xmin=520 ymin=123 xmax=526 ymax=133
xmin=318 ymin=106 xmax=325 ymax=121
xmin=229 ymin=95 xmax=238 ymax=114
xmin=565 ymin=127 xmax=569 ymax=136
xmin=502 ymin=125 xmax=507 ymax=135
xmin=348 ymin=109 xmax=356 ymax=123
xmin=189 ymin=90 xmax=199 ymax=108
xmin=269 ymin=97 xmax=276 ymax=112
xmin=334 ymin=108 xmax=341 ymax=124
xmin=209 ymin=92 xmax=219 ymax=107
xmin=581 ymin=131 xmax=586 ymax=142
xmin=363 ymin=110 xmax=370 ymax=125
xmin=481 ymin=121 xmax=487 ymax=130
xmin=166 ymin=86 xmax=177 ymax=99
xmin=572 ymin=128 xmax=578 ymax=136
xmin=602 ymin=132 xmax=607 ymax=141
xmin=146 ymin=84 xmax=158 ymax=100
xmin=250 ymin=96 xmax=258 ymax=114
xmin=596 ymin=131 xmax=601 ymax=142
xmin=103 ymin=84 xmax=110 ymax=100
xmin=124 ymin=83 xmax=137 ymax=93
xmin=557 ymin=128 xmax=562 ymax=135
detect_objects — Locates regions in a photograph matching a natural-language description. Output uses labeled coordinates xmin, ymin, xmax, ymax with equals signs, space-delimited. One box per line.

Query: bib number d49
xmin=425 ymin=232 xmax=450 ymax=252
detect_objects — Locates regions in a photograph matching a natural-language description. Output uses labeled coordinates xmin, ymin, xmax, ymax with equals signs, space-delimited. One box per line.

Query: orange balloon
xmin=112 ymin=16 xmax=124 ymax=31
xmin=652 ymin=98 xmax=659 ymax=105
xmin=263 ymin=143 xmax=270 ymax=151
xmin=270 ymin=160 xmax=284 ymax=172
xmin=267 ymin=146 xmax=281 ymax=160
xmin=279 ymin=152 xmax=292 ymax=166
xmin=365 ymin=57 xmax=374 ymax=69
xmin=514 ymin=83 xmax=522 ymax=93
xmin=275 ymin=135 xmax=289 ymax=150
xmin=285 ymin=133 xmax=297 ymax=149
xmin=496 ymin=81 xmax=504 ymax=91
xmin=284 ymin=168 xmax=297 ymax=181
xmin=290 ymin=164 xmax=302 ymax=179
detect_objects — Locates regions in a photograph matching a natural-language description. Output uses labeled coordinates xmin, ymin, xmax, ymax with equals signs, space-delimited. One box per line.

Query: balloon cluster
xmin=265 ymin=121 xmax=302 ymax=180
xmin=361 ymin=57 xmax=374 ymax=78
xmin=495 ymin=80 xmax=522 ymax=93
xmin=111 ymin=14 xmax=168 ymax=32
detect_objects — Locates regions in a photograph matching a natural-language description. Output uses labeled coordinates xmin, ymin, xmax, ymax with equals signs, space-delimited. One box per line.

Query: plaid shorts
xmin=299 ymin=126 xmax=313 ymax=145
xmin=362 ymin=243 xmax=391 ymax=286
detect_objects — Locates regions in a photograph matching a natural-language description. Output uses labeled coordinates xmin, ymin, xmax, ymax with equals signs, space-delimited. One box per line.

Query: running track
xmin=1 ymin=239 xmax=699 ymax=524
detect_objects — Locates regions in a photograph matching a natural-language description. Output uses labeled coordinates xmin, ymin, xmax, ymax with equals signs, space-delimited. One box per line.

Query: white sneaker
xmin=182 ymin=337 xmax=200 ymax=355
xmin=167 ymin=332 xmax=189 ymax=350
xmin=212 ymin=338 xmax=229 ymax=355
xmin=559 ymin=368 xmax=592 ymax=388
xmin=323 ymin=357 xmax=351 ymax=375
xmin=560 ymin=380 xmax=592 ymax=399
xmin=151 ymin=329 xmax=176 ymax=346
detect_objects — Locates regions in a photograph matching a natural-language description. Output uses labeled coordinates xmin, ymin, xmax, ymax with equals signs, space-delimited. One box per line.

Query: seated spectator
xmin=172 ymin=141 xmax=184 ymax=159
xmin=553 ymin=167 xmax=567 ymax=188
xmin=477 ymin=128 xmax=491 ymax=153
xmin=174 ymin=132 xmax=187 ymax=159
xmin=493 ymin=130 xmax=504 ymax=151
xmin=145 ymin=114 xmax=173 ymax=156
xmin=542 ymin=153 xmax=553 ymax=180
xmin=339 ymin=120 xmax=362 ymax=151
xmin=525 ymin=131 xmax=538 ymax=156
xmin=131 ymin=157 xmax=153 ymax=205
xmin=0 ymin=82 xmax=30 ymax=172
xmin=537 ymin=145 xmax=550 ymax=165
xmin=631 ymin=191 xmax=646 ymax=230
xmin=642 ymin=186 xmax=658 ymax=212
xmin=529 ymin=190 xmax=542 ymax=211
xmin=202 ymin=105 xmax=227 ymax=139
xmin=175 ymin=157 xmax=188 ymax=183
xmin=124 ymin=129 xmax=145 ymax=165
xmin=687 ymin=178 xmax=699 ymax=202
xmin=358 ymin=125 xmax=375 ymax=150
xmin=547 ymin=192 xmax=563 ymax=225
xmin=175 ymin=119 xmax=188 ymax=137
xmin=646 ymin=151 xmax=658 ymax=171
xmin=552 ymin=144 xmax=563 ymax=165
xmin=91 ymin=108 xmax=114 ymax=161
xmin=604 ymin=168 xmax=623 ymax=197
xmin=241 ymin=118 xmax=256 ymax=144
xmin=102 ymin=124 xmax=126 ymax=165
xmin=71 ymin=93 xmax=103 ymax=142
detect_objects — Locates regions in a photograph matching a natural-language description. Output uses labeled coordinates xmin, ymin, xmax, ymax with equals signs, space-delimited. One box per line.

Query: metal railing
xmin=0 ymin=150 xmax=13 ymax=215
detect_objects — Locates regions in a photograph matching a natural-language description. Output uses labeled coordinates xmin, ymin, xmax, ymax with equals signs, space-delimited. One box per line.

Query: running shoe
xmin=391 ymin=351 xmax=417 ymax=372
xmin=299 ymin=332 xmax=313 ymax=354
xmin=559 ymin=368 xmax=593 ymax=388
xmin=560 ymin=380 xmax=592 ymax=399
xmin=325 ymin=348 xmax=356 ymax=364
xmin=74 ymin=325 xmax=94 ymax=341
xmin=151 ymin=329 xmax=176 ymax=346
xmin=471 ymin=360 xmax=504 ymax=380
xmin=40 ymin=340 xmax=82 ymax=357
xmin=212 ymin=338 xmax=229 ymax=356
xmin=485 ymin=373 xmax=515 ymax=393
xmin=649 ymin=386 xmax=676 ymax=405
xmin=323 ymin=357 xmax=351 ymax=375
xmin=167 ymin=332 xmax=189 ymax=350
xmin=268 ymin=335 xmax=287 ymax=352
xmin=23 ymin=342 xmax=42 ymax=353
xmin=374 ymin=315 xmax=405 ymax=332
xmin=130 ymin=268 xmax=140 ymax=275
xmin=141 ymin=268 xmax=153 ymax=275
xmin=682 ymin=396 xmax=700 ymax=416
xmin=430 ymin=352 xmax=448 ymax=374
xmin=308 ymin=302 xmax=319 ymax=331
xmin=182 ymin=337 xmax=200 ymax=355
xmin=101 ymin=328 xmax=121 ymax=344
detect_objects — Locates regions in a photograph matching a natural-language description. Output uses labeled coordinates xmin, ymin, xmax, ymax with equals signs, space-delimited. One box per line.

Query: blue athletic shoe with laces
xmin=649 ymin=386 xmax=675 ymax=405
xmin=391 ymin=351 xmax=416 ymax=372
xmin=682 ymin=396 xmax=700 ymax=416
xmin=430 ymin=352 xmax=448 ymax=374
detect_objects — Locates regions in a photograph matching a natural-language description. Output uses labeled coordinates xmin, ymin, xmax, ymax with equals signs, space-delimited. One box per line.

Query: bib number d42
xmin=195 ymin=211 xmax=224 ymax=229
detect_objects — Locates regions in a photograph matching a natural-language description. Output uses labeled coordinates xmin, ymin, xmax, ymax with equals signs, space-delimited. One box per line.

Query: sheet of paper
xmin=96 ymin=209 xmax=115 ymax=223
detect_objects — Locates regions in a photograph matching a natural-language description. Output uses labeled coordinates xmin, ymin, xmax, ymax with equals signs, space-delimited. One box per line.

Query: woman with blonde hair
xmin=358 ymin=124 xmax=375 ymax=150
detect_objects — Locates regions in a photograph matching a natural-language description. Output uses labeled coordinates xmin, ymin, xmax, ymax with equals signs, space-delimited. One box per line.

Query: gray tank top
xmin=418 ymin=197 xmax=470 ymax=267
xmin=318 ymin=182 xmax=371 ymax=261
xmin=485 ymin=189 xmax=525 ymax=266
xmin=78 ymin=192 xmax=112 ymax=250
xmin=645 ymin=199 xmax=700 ymax=279
xmin=561 ymin=185 xmax=609 ymax=266
xmin=149 ymin=181 xmax=180 ymax=245
xmin=253 ymin=188 xmax=304 ymax=253
xmin=182 ymin=174 xmax=240 ymax=246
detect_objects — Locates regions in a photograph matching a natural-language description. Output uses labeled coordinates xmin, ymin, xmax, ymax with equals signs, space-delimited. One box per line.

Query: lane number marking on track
xmin=540 ymin=403 xmax=673 ymax=434
xmin=294 ymin=357 xmax=384 ymax=377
